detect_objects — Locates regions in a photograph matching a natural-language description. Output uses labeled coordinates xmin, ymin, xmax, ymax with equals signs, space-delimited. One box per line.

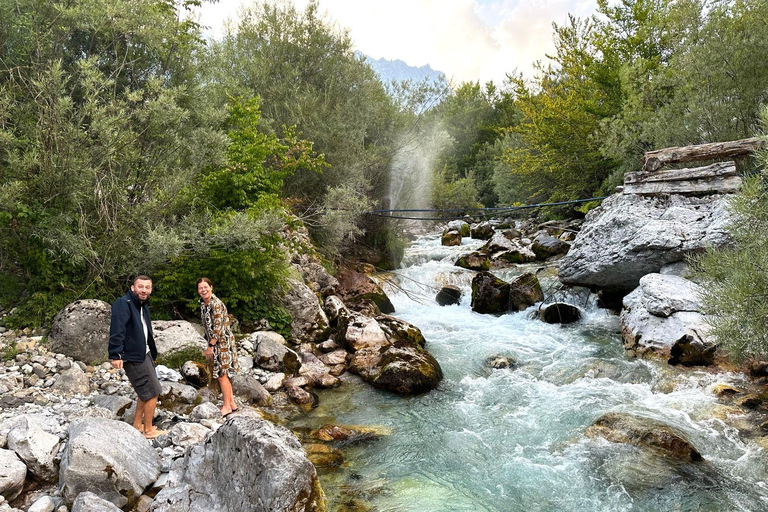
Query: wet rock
xmin=435 ymin=285 xmax=462 ymax=306
xmin=60 ymin=418 xmax=161 ymax=509
xmin=540 ymin=303 xmax=581 ymax=324
xmin=286 ymin=384 xmax=314 ymax=406
xmin=375 ymin=315 xmax=427 ymax=349
xmin=485 ymin=355 xmax=515 ymax=369
xmin=309 ymin=425 xmax=392 ymax=444
xmin=508 ymin=272 xmax=544 ymax=311
xmin=151 ymin=417 xmax=326 ymax=512
xmin=337 ymin=311 xmax=388 ymax=352
xmin=49 ymin=300 xmax=111 ymax=365
xmin=336 ymin=269 xmax=395 ymax=315
xmin=0 ymin=449 xmax=26 ymax=501
xmin=441 ymin=230 xmax=462 ymax=246
xmin=70 ymin=491 xmax=123 ymax=512
xmin=447 ymin=220 xmax=470 ymax=237
xmin=531 ymin=233 xmax=570 ymax=260
xmin=351 ymin=345 xmax=443 ymax=395
xmin=303 ymin=443 xmax=344 ymax=468
xmin=151 ymin=321 xmax=206 ymax=357
xmin=585 ymin=412 xmax=702 ymax=461
xmin=455 ymin=252 xmax=490 ymax=271
xmin=5 ymin=416 xmax=59 ymax=482
xmin=668 ymin=334 xmax=717 ymax=366
xmin=158 ymin=382 xmax=200 ymax=415
xmin=471 ymin=272 xmax=510 ymax=314
xmin=470 ymin=222 xmax=494 ymax=240
xmin=180 ymin=360 xmax=211 ymax=388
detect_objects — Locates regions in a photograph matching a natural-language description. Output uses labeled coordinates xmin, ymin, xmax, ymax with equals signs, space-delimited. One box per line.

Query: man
xmin=108 ymin=275 xmax=166 ymax=439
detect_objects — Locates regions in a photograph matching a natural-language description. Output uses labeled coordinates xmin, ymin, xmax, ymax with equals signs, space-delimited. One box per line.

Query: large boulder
xmin=180 ymin=361 xmax=211 ymax=388
xmin=281 ymin=279 xmax=330 ymax=344
xmin=447 ymin=220 xmax=470 ymax=237
xmin=231 ymin=375 xmax=271 ymax=406
xmin=471 ymin=272 xmax=510 ymax=314
xmin=49 ymin=300 xmax=111 ymax=365
xmin=585 ymin=412 xmax=702 ymax=461
xmin=336 ymin=310 xmax=389 ymax=352
xmin=151 ymin=321 xmax=206 ymax=357
xmin=336 ymin=269 xmax=395 ymax=314
xmin=441 ymin=230 xmax=462 ymax=247
xmin=59 ymin=418 xmax=161 ymax=509
xmin=540 ymin=303 xmax=581 ymax=324
xmin=470 ymin=221 xmax=494 ymax=240
xmin=621 ymin=274 xmax=715 ymax=365
xmin=150 ymin=416 xmax=326 ymax=512
xmin=291 ymin=254 xmax=339 ymax=297
xmin=0 ymin=449 xmax=26 ymax=502
xmin=455 ymin=251 xmax=490 ymax=271
xmin=5 ymin=416 xmax=59 ymax=482
xmin=435 ymin=285 xmax=462 ymax=306
xmin=559 ymin=193 xmax=732 ymax=292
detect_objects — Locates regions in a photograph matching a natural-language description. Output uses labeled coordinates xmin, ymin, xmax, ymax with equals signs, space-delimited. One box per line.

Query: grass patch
xmin=1 ymin=344 xmax=18 ymax=361
xmin=156 ymin=345 xmax=207 ymax=370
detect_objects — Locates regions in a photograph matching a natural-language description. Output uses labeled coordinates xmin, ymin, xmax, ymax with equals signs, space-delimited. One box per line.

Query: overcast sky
xmin=194 ymin=0 xmax=600 ymax=85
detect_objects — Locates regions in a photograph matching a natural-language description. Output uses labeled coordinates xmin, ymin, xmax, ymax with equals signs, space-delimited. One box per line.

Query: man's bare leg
xmin=133 ymin=398 xmax=146 ymax=433
xmin=142 ymin=396 xmax=163 ymax=438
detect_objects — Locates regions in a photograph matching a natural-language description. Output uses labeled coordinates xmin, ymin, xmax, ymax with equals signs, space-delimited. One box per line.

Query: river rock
xmin=291 ymin=254 xmax=339 ymax=297
xmin=189 ymin=402 xmax=222 ymax=422
xmin=253 ymin=335 xmax=301 ymax=375
xmin=471 ymin=272 xmax=510 ymax=314
xmin=91 ymin=395 xmax=133 ymax=417
xmin=455 ymin=251 xmax=490 ymax=271
xmin=168 ymin=422 xmax=210 ymax=448
xmin=323 ymin=295 xmax=347 ymax=325
xmin=150 ymin=417 xmax=326 ymax=512
xmin=508 ymin=273 xmax=544 ymax=311
xmin=231 ymin=375 xmax=271 ymax=406
xmin=335 ymin=269 xmax=395 ymax=314
xmin=337 ymin=310 xmax=389 ymax=351
xmin=5 ymin=416 xmax=59 ymax=482
xmin=621 ymin=274 xmax=715 ymax=364
xmin=0 ymin=449 xmax=25 ymax=501
xmin=71 ymin=492 xmax=123 ymax=512
xmin=180 ymin=361 xmax=210 ymax=388
xmin=26 ymin=496 xmax=55 ymax=512
xmin=49 ymin=300 xmax=111 ymax=365
xmin=540 ymin=303 xmax=581 ymax=324
xmin=447 ymin=220 xmax=470 ymax=237
xmin=281 ymin=279 xmax=330 ymax=344
xmin=351 ymin=345 xmax=443 ymax=395
xmin=531 ymin=233 xmax=570 ymax=260
xmin=60 ymin=418 xmax=161 ymax=509
xmin=52 ymin=365 xmax=91 ymax=395
xmin=151 ymin=321 xmax=206 ymax=356
xmin=470 ymin=222 xmax=494 ymax=240
xmin=559 ymin=192 xmax=732 ymax=292
xmin=441 ymin=230 xmax=462 ymax=246
xmin=435 ymin=285 xmax=462 ymax=306
xmin=376 ymin=315 xmax=427 ymax=349
xmin=585 ymin=412 xmax=702 ymax=461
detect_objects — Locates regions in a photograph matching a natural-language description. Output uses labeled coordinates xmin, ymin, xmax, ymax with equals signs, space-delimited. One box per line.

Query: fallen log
xmin=625 ymin=161 xmax=737 ymax=185
xmin=642 ymin=137 xmax=766 ymax=172
xmin=623 ymin=161 xmax=742 ymax=196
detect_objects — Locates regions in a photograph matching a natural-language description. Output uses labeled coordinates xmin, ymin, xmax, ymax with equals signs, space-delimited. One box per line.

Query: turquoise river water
xmin=297 ymin=233 xmax=768 ymax=512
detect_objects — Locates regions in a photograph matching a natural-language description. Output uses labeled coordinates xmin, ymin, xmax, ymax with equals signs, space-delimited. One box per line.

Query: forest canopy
xmin=0 ymin=0 xmax=766 ymax=332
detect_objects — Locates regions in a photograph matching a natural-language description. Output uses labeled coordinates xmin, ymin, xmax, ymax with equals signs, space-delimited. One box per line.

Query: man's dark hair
xmin=133 ymin=275 xmax=152 ymax=285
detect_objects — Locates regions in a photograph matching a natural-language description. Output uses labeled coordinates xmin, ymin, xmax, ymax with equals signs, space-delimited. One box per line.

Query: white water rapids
xmin=301 ymin=233 xmax=768 ymax=511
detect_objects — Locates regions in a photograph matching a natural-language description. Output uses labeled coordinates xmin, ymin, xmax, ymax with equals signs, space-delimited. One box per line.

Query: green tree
xmin=694 ymin=120 xmax=768 ymax=361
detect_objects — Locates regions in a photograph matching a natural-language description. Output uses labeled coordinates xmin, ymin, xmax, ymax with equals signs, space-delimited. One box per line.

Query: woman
xmin=197 ymin=277 xmax=239 ymax=416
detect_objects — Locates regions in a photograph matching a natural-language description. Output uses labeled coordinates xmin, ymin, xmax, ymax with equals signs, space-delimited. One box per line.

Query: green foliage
xmin=693 ymin=169 xmax=768 ymax=361
xmin=1 ymin=343 xmax=18 ymax=361
xmin=156 ymin=345 xmax=207 ymax=370
xmin=431 ymin=166 xmax=481 ymax=211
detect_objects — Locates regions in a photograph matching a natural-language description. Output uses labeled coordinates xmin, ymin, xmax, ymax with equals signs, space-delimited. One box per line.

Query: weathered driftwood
xmin=642 ymin=137 xmax=766 ymax=172
xmin=623 ymin=162 xmax=742 ymax=195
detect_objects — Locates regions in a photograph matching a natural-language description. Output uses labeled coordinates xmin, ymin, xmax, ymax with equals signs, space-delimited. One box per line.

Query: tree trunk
xmin=642 ymin=137 xmax=766 ymax=172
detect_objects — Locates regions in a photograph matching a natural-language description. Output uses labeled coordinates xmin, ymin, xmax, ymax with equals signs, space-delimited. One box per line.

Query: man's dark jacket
xmin=108 ymin=291 xmax=157 ymax=362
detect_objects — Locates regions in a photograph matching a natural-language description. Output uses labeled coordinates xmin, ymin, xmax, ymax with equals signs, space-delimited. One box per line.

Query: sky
xmin=194 ymin=0 xmax=600 ymax=85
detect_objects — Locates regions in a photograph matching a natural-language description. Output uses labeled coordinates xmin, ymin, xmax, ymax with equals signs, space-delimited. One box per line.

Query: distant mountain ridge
xmin=363 ymin=54 xmax=447 ymax=85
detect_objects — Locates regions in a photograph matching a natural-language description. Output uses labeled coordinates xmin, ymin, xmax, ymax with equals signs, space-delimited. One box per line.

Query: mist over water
xmin=386 ymin=126 xmax=450 ymax=213
xmin=303 ymin=234 xmax=768 ymax=512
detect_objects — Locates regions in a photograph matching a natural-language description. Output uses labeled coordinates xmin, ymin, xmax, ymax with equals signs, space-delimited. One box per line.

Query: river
xmin=297 ymin=233 xmax=768 ymax=512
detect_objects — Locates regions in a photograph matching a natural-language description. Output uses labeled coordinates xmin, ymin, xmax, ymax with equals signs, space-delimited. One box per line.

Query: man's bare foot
xmin=143 ymin=428 xmax=167 ymax=439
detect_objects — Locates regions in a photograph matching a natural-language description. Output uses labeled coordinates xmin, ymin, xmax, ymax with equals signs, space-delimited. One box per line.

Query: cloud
xmin=194 ymin=0 xmax=599 ymax=85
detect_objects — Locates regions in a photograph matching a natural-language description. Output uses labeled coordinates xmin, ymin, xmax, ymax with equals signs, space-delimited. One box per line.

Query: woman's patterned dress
xmin=200 ymin=294 xmax=239 ymax=378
